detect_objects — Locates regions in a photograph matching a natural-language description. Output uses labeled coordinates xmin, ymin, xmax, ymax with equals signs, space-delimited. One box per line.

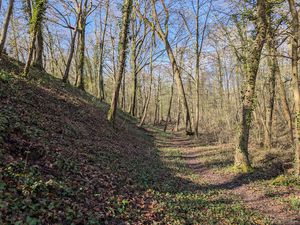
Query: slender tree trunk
xmin=121 ymin=70 xmax=126 ymax=111
xmin=264 ymin=31 xmax=276 ymax=150
xmin=0 ymin=0 xmax=14 ymax=55
xmin=234 ymin=0 xmax=267 ymax=171
xmin=129 ymin=21 xmax=138 ymax=116
xmin=63 ymin=3 xmax=82 ymax=83
xmin=158 ymin=75 xmax=163 ymax=123
xmin=23 ymin=0 xmax=46 ymax=76
xmin=78 ymin=18 xmax=86 ymax=90
xmin=98 ymin=0 xmax=110 ymax=101
xmin=33 ymin=25 xmax=44 ymax=69
xmin=107 ymin=0 xmax=133 ymax=125
xmin=164 ymin=41 xmax=192 ymax=133
xmin=216 ymin=51 xmax=224 ymax=109
xmin=164 ymin=76 xmax=174 ymax=132
xmin=24 ymin=30 xmax=38 ymax=76
xmin=288 ymin=0 xmax=300 ymax=176
xmin=175 ymin=96 xmax=181 ymax=132
xmin=11 ymin=12 xmax=19 ymax=61
xmin=276 ymin=58 xmax=294 ymax=143
xmin=139 ymin=31 xmax=155 ymax=127
xmin=153 ymin=78 xmax=159 ymax=125
xmin=63 ymin=29 xmax=79 ymax=83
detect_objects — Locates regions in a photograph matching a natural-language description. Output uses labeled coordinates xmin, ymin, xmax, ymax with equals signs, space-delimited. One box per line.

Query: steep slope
xmin=0 ymin=56 xmax=161 ymax=224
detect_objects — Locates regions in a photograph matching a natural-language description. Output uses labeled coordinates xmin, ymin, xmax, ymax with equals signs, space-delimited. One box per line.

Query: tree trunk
xmin=264 ymin=30 xmax=276 ymax=150
xmin=129 ymin=23 xmax=138 ymax=116
xmin=63 ymin=28 xmax=78 ymax=83
xmin=98 ymin=0 xmax=110 ymax=101
xmin=33 ymin=25 xmax=44 ymax=69
xmin=24 ymin=30 xmax=38 ymax=76
xmin=121 ymin=70 xmax=126 ymax=111
xmin=23 ymin=0 xmax=47 ymax=76
xmin=107 ymin=0 xmax=133 ymax=125
xmin=0 ymin=0 xmax=14 ymax=55
xmin=164 ymin=41 xmax=192 ymax=134
xmin=139 ymin=31 xmax=155 ymax=127
xmin=78 ymin=18 xmax=86 ymax=90
xmin=62 ymin=4 xmax=82 ymax=83
xmin=235 ymin=0 xmax=267 ymax=171
xmin=175 ymin=96 xmax=181 ymax=132
xmin=216 ymin=51 xmax=224 ymax=109
xmin=288 ymin=0 xmax=300 ymax=176
xmin=11 ymin=12 xmax=19 ymax=61
xmin=276 ymin=58 xmax=294 ymax=144
xmin=153 ymin=78 xmax=160 ymax=125
xmin=164 ymin=76 xmax=174 ymax=132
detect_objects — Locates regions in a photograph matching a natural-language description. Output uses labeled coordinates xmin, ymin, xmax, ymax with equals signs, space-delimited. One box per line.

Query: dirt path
xmin=159 ymin=133 xmax=300 ymax=225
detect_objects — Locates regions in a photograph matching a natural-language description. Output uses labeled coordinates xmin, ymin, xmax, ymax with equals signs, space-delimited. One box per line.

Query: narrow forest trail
xmin=153 ymin=129 xmax=300 ymax=225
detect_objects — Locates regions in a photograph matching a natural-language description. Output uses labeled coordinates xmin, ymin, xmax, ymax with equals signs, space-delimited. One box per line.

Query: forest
xmin=0 ymin=0 xmax=300 ymax=224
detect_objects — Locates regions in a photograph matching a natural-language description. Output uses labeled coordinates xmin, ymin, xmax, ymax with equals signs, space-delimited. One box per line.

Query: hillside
xmin=0 ymin=56 xmax=299 ymax=224
xmin=0 ymin=56 xmax=160 ymax=223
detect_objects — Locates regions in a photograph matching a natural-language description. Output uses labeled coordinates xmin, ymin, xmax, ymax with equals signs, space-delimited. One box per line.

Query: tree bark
xmin=98 ymin=0 xmax=110 ymax=101
xmin=23 ymin=0 xmax=47 ymax=77
xmin=276 ymin=58 xmax=294 ymax=144
xmin=11 ymin=11 xmax=19 ymax=61
xmin=33 ymin=24 xmax=44 ymax=69
xmin=264 ymin=26 xmax=277 ymax=150
xmin=107 ymin=0 xmax=133 ymax=125
xmin=235 ymin=0 xmax=267 ymax=171
xmin=139 ymin=31 xmax=155 ymax=127
xmin=288 ymin=0 xmax=300 ymax=176
xmin=78 ymin=16 xmax=86 ymax=90
xmin=24 ymin=30 xmax=38 ymax=76
xmin=129 ymin=18 xmax=138 ymax=116
xmin=0 ymin=0 xmax=14 ymax=55
xmin=164 ymin=76 xmax=174 ymax=132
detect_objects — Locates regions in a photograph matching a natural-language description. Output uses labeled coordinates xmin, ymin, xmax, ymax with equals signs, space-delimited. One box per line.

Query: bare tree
xmin=107 ymin=0 xmax=133 ymax=125
xmin=137 ymin=0 xmax=193 ymax=134
xmin=0 ymin=0 xmax=14 ymax=55
xmin=234 ymin=0 xmax=268 ymax=171
xmin=288 ymin=0 xmax=300 ymax=176
xmin=24 ymin=0 xmax=47 ymax=77
xmin=97 ymin=0 xmax=110 ymax=100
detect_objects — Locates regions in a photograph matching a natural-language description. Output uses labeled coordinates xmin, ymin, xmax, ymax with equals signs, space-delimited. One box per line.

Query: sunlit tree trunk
xmin=33 ymin=24 xmax=44 ymax=69
xmin=288 ymin=0 xmax=300 ymax=176
xmin=175 ymin=96 xmax=181 ymax=132
xmin=129 ymin=12 xmax=138 ymax=116
xmin=78 ymin=14 xmax=86 ymax=90
xmin=276 ymin=58 xmax=293 ymax=144
xmin=264 ymin=23 xmax=276 ymax=150
xmin=62 ymin=4 xmax=81 ymax=83
xmin=235 ymin=0 xmax=267 ymax=171
xmin=0 ymin=0 xmax=14 ymax=55
xmin=24 ymin=0 xmax=47 ymax=77
xmin=11 ymin=12 xmax=19 ymax=61
xmin=98 ymin=0 xmax=110 ymax=101
xmin=164 ymin=76 xmax=174 ymax=132
xmin=107 ymin=0 xmax=133 ymax=125
xmin=139 ymin=31 xmax=155 ymax=127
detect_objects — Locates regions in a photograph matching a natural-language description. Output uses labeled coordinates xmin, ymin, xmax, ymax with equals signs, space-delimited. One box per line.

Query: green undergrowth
xmin=143 ymin=144 xmax=271 ymax=224
xmin=270 ymin=175 xmax=300 ymax=189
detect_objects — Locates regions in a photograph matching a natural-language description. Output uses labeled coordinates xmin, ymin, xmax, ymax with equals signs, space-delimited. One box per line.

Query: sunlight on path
xmin=155 ymin=131 xmax=300 ymax=225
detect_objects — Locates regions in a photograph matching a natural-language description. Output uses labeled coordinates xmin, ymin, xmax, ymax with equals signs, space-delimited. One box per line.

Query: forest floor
xmin=152 ymin=128 xmax=300 ymax=224
xmin=0 ymin=55 xmax=299 ymax=224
